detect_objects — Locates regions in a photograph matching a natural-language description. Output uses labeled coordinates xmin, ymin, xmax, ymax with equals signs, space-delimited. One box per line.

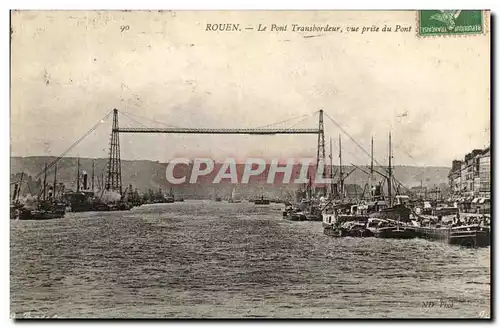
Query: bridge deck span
xmin=115 ymin=128 xmax=320 ymax=135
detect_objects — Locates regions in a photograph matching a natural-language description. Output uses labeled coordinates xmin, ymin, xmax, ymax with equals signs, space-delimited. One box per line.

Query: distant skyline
xmin=11 ymin=11 xmax=490 ymax=166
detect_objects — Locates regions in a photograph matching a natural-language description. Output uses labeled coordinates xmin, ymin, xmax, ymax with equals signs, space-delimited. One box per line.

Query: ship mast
xmin=329 ymin=137 xmax=334 ymax=198
xmin=387 ymin=132 xmax=392 ymax=207
xmin=339 ymin=134 xmax=343 ymax=201
xmin=307 ymin=169 xmax=312 ymax=200
xmin=14 ymin=172 xmax=24 ymax=203
xmin=370 ymin=136 xmax=374 ymax=201
xmin=42 ymin=163 xmax=47 ymax=201
xmin=91 ymin=160 xmax=95 ymax=192
xmin=77 ymin=158 xmax=80 ymax=192
xmin=53 ymin=163 xmax=57 ymax=199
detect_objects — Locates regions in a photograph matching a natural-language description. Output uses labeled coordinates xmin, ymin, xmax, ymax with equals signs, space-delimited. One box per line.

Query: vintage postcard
xmin=10 ymin=10 xmax=490 ymax=319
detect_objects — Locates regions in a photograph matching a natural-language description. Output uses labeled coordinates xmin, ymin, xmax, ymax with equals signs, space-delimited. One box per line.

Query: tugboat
xmin=65 ymin=159 xmax=134 ymax=211
xmin=322 ymin=202 xmax=371 ymax=237
xmin=372 ymin=219 xmax=417 ymax=239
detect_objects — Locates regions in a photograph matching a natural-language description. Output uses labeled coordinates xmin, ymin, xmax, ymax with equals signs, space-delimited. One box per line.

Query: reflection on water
xmin=10 ymin=201 xmax=490 ymax=318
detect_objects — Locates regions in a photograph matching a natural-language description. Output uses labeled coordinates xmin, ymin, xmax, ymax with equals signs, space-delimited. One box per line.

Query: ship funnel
xmin=83 ymin=172 xmax=88 ymax=190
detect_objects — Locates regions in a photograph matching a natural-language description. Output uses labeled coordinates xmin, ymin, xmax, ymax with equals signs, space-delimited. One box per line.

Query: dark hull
xmin=15 ymin=209 xmax=65 ymax=220
xmin=371 ymin=204 xmax=411 ymax=221
xmin=413 ymin=225 xmax=490 ymax=247
xmin=347 ymin=228 xmax=374 ymax=237
xmin=306 ymin=214 xmax=322 ymax=221
xmin=324 ymin=227 xmax=344 ymax=237
xmin=375 ymin=227 xmax=417 ymax=239
xmin=283 ymin=211 xmax=307 ymax=221
xmin=12 ymin=202 xmax=66 ymax=220
xmin=27 ymin=211 xmax=65 ymax=220
xmin=152 ymin=199 xmax=174 ymax=204
xmin=323 ymin=226 xmax=374 ymax=237
xmin=70 ymin=202 xmax=132 ymax=212
xmin=254 ymin=200 xmax=270 ymax=205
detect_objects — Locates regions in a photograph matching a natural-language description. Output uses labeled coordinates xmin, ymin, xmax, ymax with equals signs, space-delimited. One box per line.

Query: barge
xmin=413 ymin=224 xmax=490 ymax=247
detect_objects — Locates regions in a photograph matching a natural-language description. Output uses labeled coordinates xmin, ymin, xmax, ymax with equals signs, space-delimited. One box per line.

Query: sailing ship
xmin=11 ymin=164 xmax=66 ymax=220
xmin=211 ymin=188 xmax=222 ymax=202
xmin=322 ymin=133 xmax=417 ymax=238
xmin=364 ymin=133 xmax=417 ymax=239
xmin=322 ymin=135 xmax=370 ymax=233
xmin=228 ymin=188 xmax=241 ymax=203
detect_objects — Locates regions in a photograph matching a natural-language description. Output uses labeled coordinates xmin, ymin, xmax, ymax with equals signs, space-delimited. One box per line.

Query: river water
xmin=10 ymin=201 xmax=490 ymax=318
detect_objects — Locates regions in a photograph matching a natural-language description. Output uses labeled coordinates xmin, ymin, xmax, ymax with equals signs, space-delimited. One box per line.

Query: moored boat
xmin=374 ymin=225 xmax=417 ymax=239
xmin=413 ymin=224 xmax=490 ymax=247
xmin=228 ymin=188 xmax=242 ymax=203
xmin=254 ymin=196 xmax=270 ymax=205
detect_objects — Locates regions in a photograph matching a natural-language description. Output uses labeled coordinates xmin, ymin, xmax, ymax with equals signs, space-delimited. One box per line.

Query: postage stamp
xmin=418 ymin=10 xmax=485 ymax=37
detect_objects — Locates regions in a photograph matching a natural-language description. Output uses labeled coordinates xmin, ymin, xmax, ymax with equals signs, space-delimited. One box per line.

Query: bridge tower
xmin=316 ymin=109 xmax=326 ymax=195
xmin=105 ymin=108 xmax=122 ymax=194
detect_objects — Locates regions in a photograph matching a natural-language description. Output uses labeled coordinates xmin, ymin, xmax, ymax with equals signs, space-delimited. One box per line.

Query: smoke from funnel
xmin=23 ymin=195 xmax=38 ymax=210
xmin=100 ymin=191 xmax=121 ymax=203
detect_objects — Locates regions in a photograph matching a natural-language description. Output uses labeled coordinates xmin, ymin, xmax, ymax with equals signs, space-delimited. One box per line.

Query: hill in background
xmin=10 ymin=156 xmax=451 ymax=199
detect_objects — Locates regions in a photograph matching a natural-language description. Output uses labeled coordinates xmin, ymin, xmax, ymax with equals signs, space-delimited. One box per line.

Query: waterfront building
xmin=479 ymin=148 xmax=491 ymax=198
xmin=448 ymin=146 xmax=490 ymax=211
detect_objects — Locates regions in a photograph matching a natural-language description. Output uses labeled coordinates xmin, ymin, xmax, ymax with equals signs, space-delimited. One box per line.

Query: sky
xmin=10 ymin=10 xmax=490 ymax=166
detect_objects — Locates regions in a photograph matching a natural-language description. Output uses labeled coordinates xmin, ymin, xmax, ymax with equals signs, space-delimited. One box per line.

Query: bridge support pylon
xmin=105 ymin=108 xmax=123 ymax=195
xmin=316 ymin=109 xmax=326 ymax=196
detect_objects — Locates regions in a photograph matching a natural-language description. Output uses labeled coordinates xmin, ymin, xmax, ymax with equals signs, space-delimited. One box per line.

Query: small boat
xmin=13 ymin=200 xmax=66 ymax=220
xmin=228 ymin=188 xmax=242 ymax=203
xmin=371 ymin=218 xmax=418 ymax=239
xmin=323 ymin=227 xmax=345 ymax=237
xmin=345 ymin=224 xmax=373 ymax=237
xmin=164 ymin=194 xmax=175 ymax=203
xmin=322 ymin=205 xmax=371 ymax=237
xmin=254 ymin=196 xmax=270 ymax=205
xmin=306 ymin=206 xmax=323 ymax=221
xmin=27 ymin=209 xmax=65 ymax=220
xmin=283 ymin=209 xmax=307 ymax=221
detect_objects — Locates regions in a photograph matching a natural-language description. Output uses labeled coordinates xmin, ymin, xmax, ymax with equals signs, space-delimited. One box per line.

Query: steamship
xmin=65 ymin=159 xmax=132 ymax=212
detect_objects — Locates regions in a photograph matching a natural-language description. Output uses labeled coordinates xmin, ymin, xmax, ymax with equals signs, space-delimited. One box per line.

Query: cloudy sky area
xmin=11 ymin=11 xmax=490 ymax=166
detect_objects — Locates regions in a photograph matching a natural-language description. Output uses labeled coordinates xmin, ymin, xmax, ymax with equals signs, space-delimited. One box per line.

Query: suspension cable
xmin=32 ymin=110 xmax=114 ymax=180
xmin=324 ymin=111 xmax=411 ymax=194
xmin=324 ymin=112 xmax=385 ymax=168
xmin=252 ymin=111 xmax=317 ymax=129
xmin=120 ymin=111 xmax=150 ymax=129
xmin=119 ymin=110 xmax=180 ymax=128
